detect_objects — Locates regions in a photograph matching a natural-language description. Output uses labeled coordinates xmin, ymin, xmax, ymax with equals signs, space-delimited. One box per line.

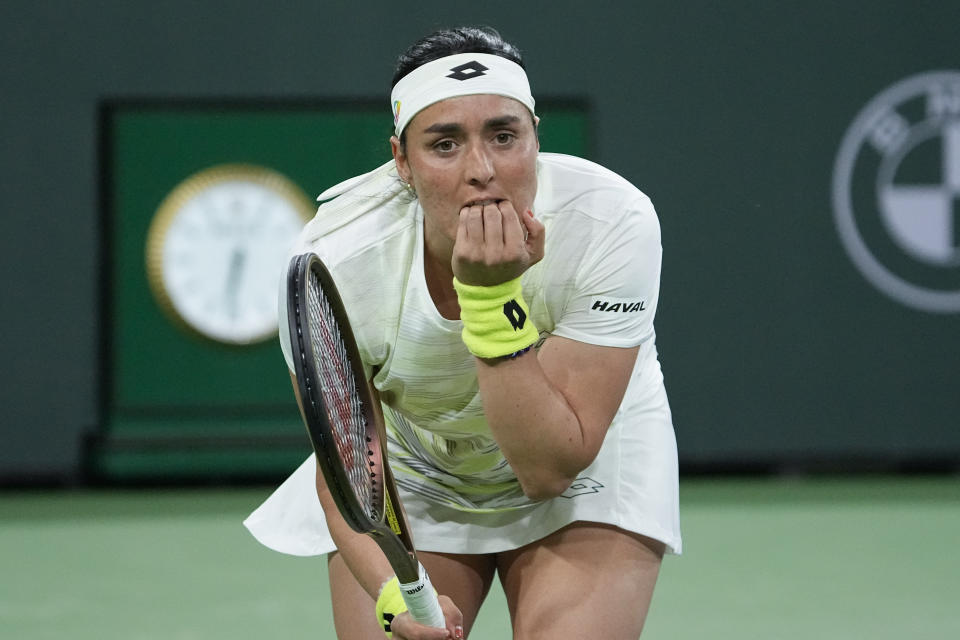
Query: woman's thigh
xmin=495 ymin=522 xmax=665 ymax=640
xmin=328 ymin=549 xmax=498 ymax=639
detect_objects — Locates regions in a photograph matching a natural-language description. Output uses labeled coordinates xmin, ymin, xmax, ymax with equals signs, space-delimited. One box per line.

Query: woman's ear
xmin=390 ymin=136 xmax=412 ymax=184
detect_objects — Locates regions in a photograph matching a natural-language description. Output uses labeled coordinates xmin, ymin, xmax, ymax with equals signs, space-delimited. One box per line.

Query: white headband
xmin=390 ymin=52 xmax=536 ymax=137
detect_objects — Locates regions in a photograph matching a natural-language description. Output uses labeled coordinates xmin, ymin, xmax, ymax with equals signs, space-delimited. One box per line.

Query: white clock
xmin=146 ymin=164 xmax=314 ymax=345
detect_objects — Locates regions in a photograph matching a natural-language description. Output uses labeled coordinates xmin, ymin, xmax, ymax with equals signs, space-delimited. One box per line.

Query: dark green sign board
xmin=94 ymin=100 xmax=590 ymax=480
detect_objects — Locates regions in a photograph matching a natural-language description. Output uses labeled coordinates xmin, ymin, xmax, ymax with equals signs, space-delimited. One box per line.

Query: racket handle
xmin=399 ymin=563 xmax=446 ymax=629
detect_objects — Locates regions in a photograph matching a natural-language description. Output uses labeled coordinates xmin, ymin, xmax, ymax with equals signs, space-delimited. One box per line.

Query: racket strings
xmin=306 ymin=273 xmax=376 ymax=514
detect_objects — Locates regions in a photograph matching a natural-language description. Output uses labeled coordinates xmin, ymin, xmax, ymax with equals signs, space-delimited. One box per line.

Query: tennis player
xmin=245 ymin=26 xmax=681 ymax=639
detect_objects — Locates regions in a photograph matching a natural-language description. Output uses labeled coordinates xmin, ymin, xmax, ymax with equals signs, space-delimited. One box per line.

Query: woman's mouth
xmin=463 ymin=199 xmax=504 ymax=208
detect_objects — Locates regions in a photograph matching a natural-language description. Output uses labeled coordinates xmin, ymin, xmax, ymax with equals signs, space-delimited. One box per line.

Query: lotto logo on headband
xmin=393 ymin=100 xmax=401 ymax=124
xmin=447 ymin=61 xmax=489 ymax=81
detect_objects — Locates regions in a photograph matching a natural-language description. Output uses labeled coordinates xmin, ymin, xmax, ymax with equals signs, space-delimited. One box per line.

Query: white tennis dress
xmin=244 ymin=153 xmax=682 ymax=556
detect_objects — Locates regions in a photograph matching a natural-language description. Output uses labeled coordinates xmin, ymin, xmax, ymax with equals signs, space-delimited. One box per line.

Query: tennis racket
xmin=286 ymin=251 xmax=445 ymax=631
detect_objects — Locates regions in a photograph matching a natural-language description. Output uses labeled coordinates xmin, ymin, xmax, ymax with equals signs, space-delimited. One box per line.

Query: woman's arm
xmin=453 ymin=201 xmax=648 ymax=500
xmin=288 ymin=374 xmax=462 ymax=640
xmin=475 ymin=337 xmax=638 ymax=500
xmin=288 ymin=372 xmax=397 ymax=597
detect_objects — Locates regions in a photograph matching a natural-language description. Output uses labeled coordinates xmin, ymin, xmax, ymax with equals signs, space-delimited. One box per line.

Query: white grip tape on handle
xmin=399 ymin=563 xmax=445 ymax=629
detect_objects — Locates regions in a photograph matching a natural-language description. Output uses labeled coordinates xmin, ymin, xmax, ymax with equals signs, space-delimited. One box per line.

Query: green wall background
xmin=2 ymin=1 xmax=958 ymax=481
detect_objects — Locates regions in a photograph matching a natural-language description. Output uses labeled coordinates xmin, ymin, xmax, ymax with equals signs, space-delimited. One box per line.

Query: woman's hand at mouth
xmin=452 ymin=200 xmax=545 ymax=286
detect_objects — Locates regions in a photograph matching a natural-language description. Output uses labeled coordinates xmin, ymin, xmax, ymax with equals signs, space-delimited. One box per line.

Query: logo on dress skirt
xmin=560 ymin=477 xmax=604 ymax=498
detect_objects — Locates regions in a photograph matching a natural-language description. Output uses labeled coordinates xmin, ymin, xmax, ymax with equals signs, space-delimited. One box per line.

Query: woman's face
xmin=392 ymin=94 xmax=539 ymax=257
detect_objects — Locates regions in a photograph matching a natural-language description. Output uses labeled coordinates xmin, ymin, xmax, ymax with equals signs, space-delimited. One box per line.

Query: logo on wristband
xmin=503 ymin=299 xmax=527 ymax=330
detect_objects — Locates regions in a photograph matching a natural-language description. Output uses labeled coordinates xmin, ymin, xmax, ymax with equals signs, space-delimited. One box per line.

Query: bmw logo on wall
xmin=832 ymin=71 xmax=960 ymax=313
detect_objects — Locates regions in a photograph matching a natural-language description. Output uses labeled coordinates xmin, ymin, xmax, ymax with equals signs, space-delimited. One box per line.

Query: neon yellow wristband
xmin=453 ymin=276 xmax=538 ymax=359
xmin=375 ymin=577 xmax=406 ymax=638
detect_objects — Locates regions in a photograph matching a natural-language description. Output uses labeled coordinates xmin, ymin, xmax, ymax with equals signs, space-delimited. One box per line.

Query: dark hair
xmin=391 ymin=26 xmax=525 ymax=88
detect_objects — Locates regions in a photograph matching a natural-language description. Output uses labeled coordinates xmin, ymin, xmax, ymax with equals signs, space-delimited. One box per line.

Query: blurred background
xmin=1 ymin=1 xmax=958 ymax=638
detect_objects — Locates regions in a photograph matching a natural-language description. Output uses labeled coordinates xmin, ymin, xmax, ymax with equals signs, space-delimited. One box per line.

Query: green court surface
xmin=2 ymin=476 xmax=958 ymax=639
